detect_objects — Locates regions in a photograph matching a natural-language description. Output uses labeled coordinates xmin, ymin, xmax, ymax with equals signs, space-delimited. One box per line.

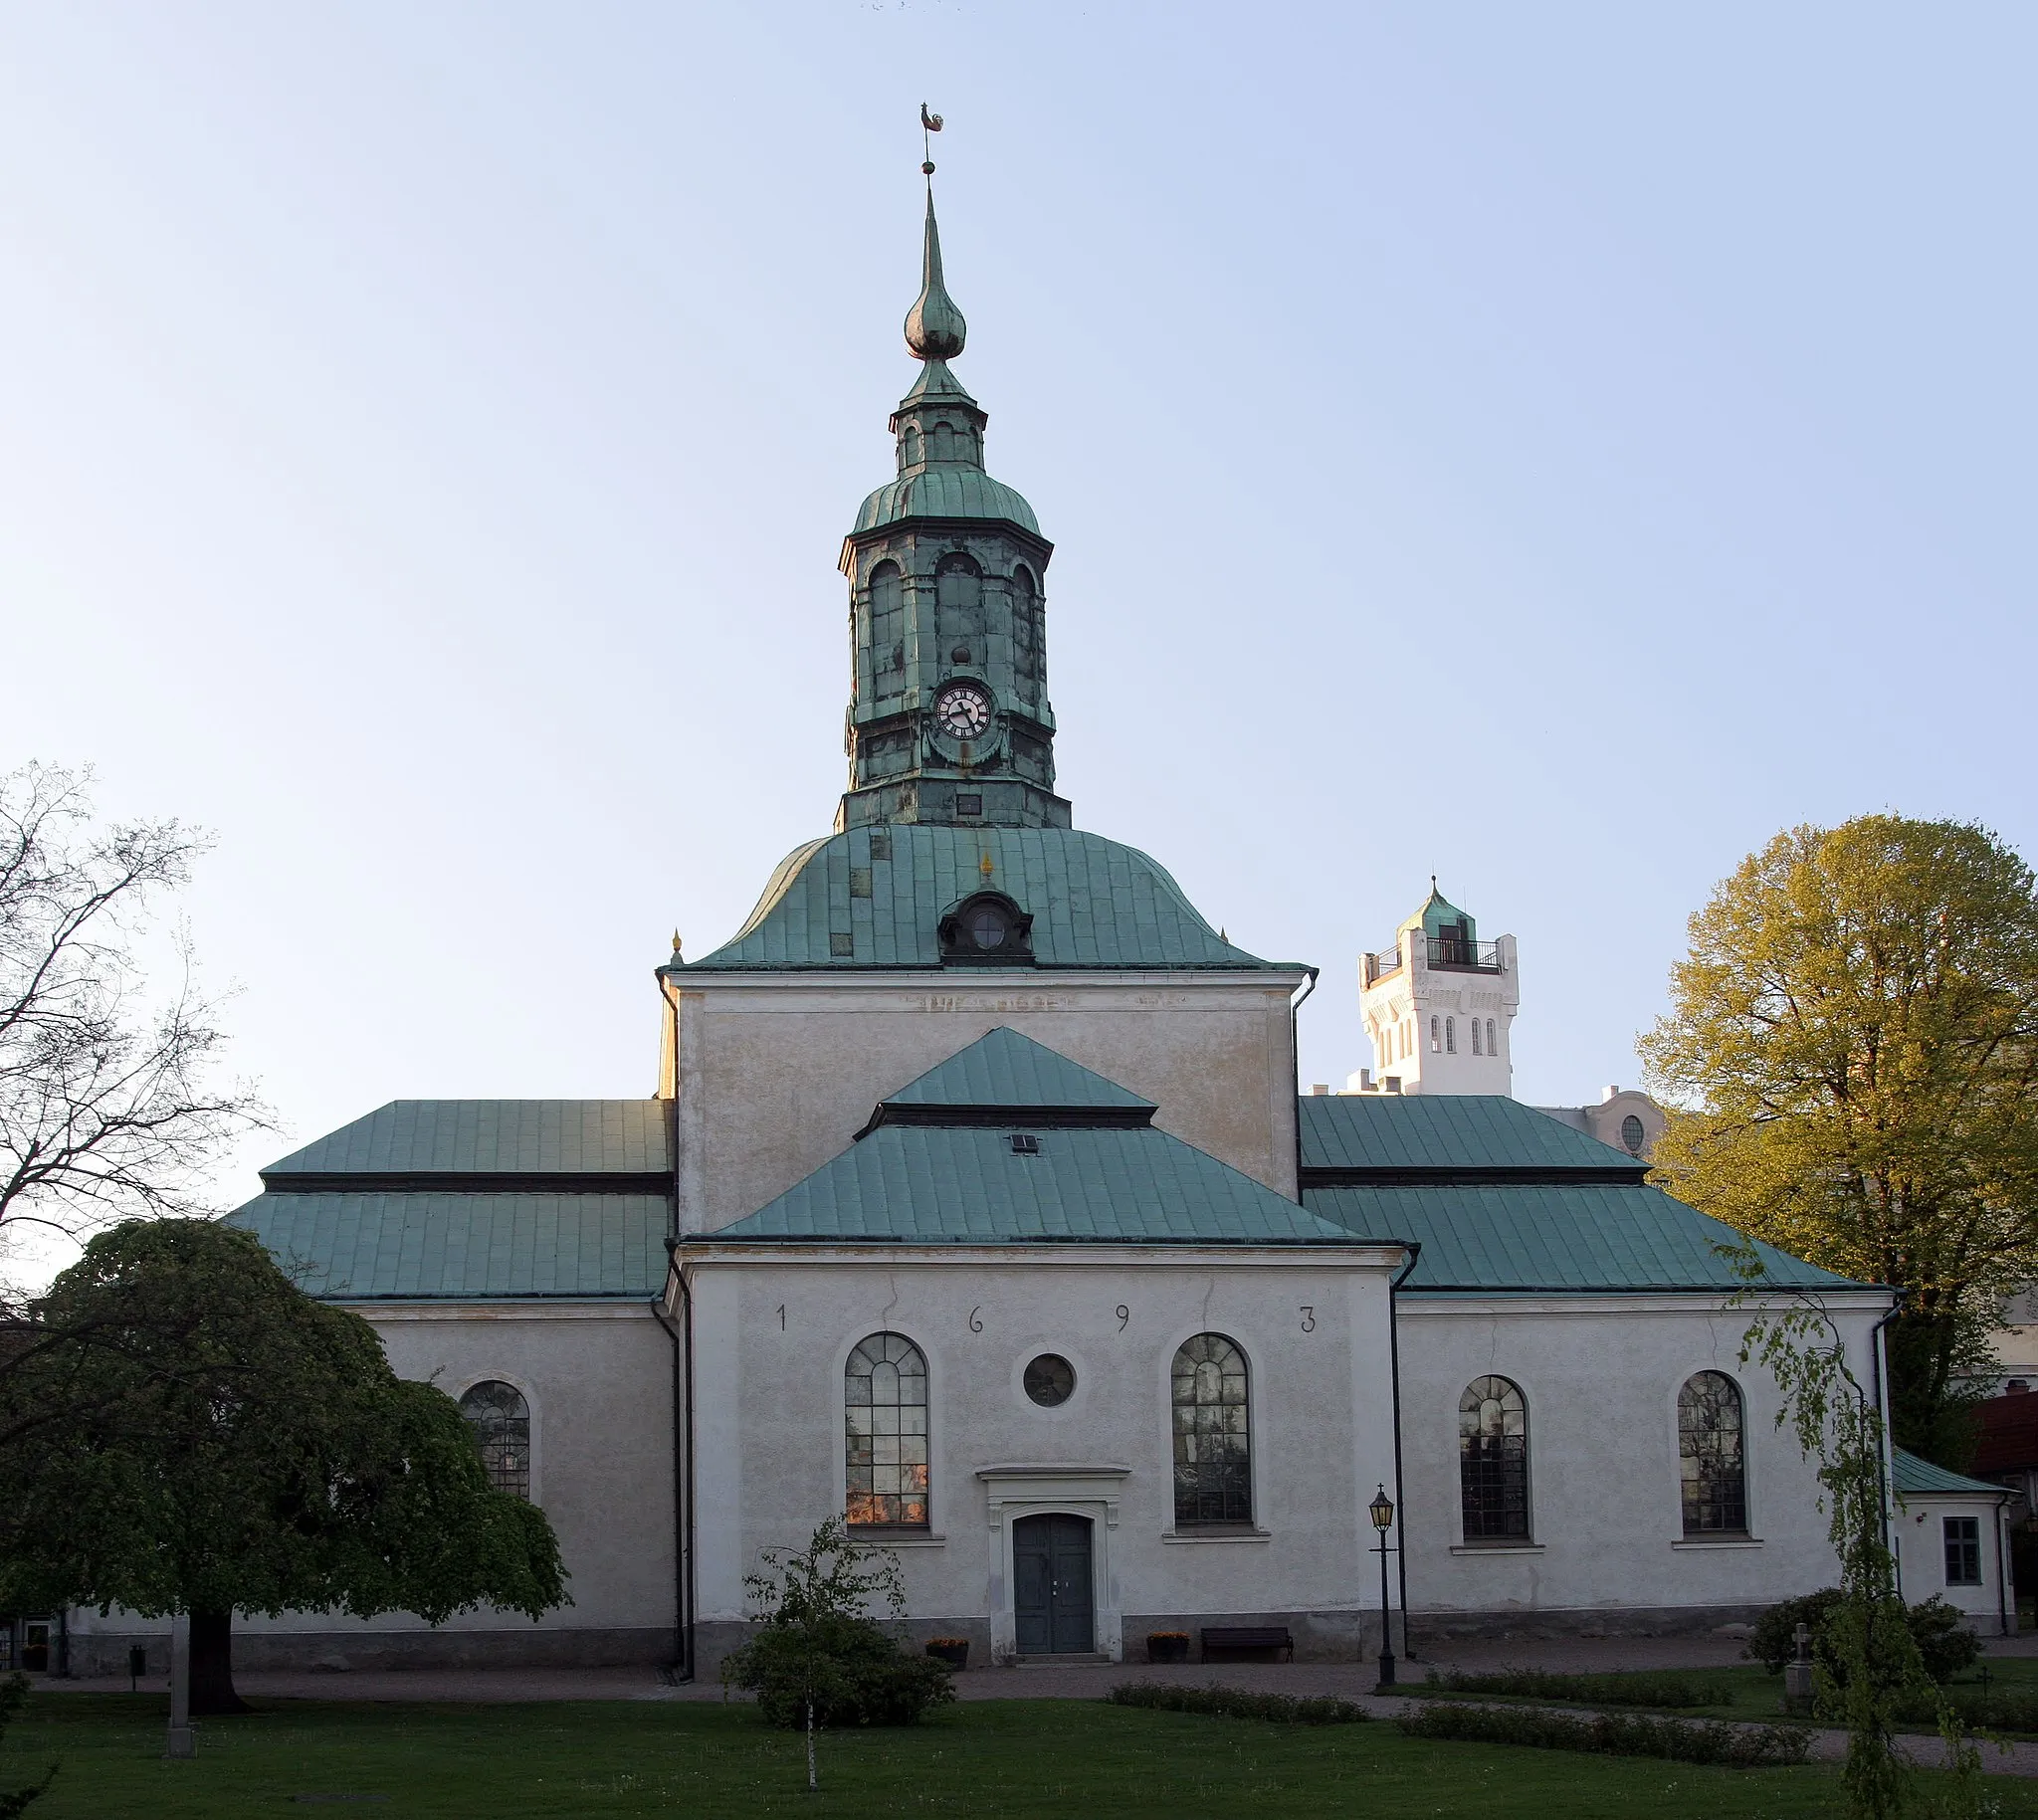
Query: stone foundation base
xmin=64 ymin=1626 xmax=676 ymax=1678
xmin=1406 ymin=1602 xmax=1772 ymax=1644
xmin=1121 ymin=1610 xmax=1384 ymax=1664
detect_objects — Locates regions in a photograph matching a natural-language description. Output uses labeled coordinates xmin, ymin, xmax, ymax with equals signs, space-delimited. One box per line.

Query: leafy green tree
xmin=1737 ymin=1271 xmax=1984 ymax=1819
xmin=721 ymin=1518 xmax=953 ymax=1790
xmin=1644 ymin=815 xmax=2038 ymax=1461
xmin=0 ymin=1220 xmax=566 ymax=1714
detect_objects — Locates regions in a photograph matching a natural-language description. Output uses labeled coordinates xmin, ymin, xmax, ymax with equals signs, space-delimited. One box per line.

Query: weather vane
xmin=920 ymin=102 xmax=943 ymax=176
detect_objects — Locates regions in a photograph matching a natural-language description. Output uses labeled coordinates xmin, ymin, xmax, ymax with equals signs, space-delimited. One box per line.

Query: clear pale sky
xmin=5 ymin=3 xmax=2033 ymax=1272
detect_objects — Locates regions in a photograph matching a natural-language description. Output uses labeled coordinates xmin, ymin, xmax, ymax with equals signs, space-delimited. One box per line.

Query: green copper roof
xmin=1400 ymin=883 xmax=1475 ymax=942
xmin=882 ymin=1027 xmax=1154 ymax=1115
xmin=1304 ymin=1182 xmax=1865 ymax=1294
xmin=225 ymin=1191 xmax=670 ymax=1299
xmin=1892 ymin=1449 xmax=2008 ymax=1499
xmin=1298 ymin=1094 xmax=1642 ymax=1179
xmin=684 ymin=824 xmax=1284 ymax=971
xmin=714 ymin=1122 xmax=1359 ymax=1247
xmin=904 ymin=188 xmax=966 ymax=362
xmin=262 ymin=1100 xmax=669 ymax=1184
xmin=852 ymin=468 xmax=1040 ymax=535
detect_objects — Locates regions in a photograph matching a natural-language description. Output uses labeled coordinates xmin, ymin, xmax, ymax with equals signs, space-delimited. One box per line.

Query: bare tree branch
xmin=0 ymin=763 xmax=272 ymax=1251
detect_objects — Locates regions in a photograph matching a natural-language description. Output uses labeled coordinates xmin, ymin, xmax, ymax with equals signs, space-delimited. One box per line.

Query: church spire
xmin=904 ymin=184 xmax=967 ymax=363
xmin=833 ymin=121 xmax=1070 ymax=835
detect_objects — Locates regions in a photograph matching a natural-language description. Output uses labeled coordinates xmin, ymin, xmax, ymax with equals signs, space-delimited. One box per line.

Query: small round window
xmin=964 ymin=904 xmax=1010 ymax=950
xmin=1620 ymin=1113 xmax=1646 ymax=1154
xmin=1023 ymin=1354 xmax=1075 ymax=1407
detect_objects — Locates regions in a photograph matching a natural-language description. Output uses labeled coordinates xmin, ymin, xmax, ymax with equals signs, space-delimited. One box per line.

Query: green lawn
xmin=4 ymin=1694 xmax=2036 ymax=1820
xmin=1409 ymin=1657 xmax=2038 ymax=1735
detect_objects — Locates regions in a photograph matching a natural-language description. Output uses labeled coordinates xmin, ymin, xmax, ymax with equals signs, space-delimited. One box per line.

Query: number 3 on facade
xmin=1300 ymin=1306 xmax=1316 ymax=1332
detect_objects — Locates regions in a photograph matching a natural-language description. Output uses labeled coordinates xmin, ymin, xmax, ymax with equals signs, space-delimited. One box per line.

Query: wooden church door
xmin=1013 ymin=1513 xmax=1095 ymax=1654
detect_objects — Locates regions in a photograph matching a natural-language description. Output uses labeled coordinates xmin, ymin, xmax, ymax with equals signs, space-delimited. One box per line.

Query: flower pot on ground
xmin=1147 ymin=1632 xmax=1189 ymax=1664
xmin=925 ymin=1639 xmax=969 ymax=1670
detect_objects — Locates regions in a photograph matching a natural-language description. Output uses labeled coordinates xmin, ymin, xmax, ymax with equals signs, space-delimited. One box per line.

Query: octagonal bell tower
xmin=836 ymin=173 xmax=1070 ymax=831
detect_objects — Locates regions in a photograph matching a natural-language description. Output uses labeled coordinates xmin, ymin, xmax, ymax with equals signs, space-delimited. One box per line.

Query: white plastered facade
xmin=676 ymin=1243 xmax=1405 ymax=1671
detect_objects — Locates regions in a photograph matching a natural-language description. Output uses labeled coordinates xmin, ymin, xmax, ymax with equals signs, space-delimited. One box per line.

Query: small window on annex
xmin=846 ymin=1332 xmax=929 ymax=1528
xmin=1944 ymin=1516 xmax=1983 ymax=1586
xmin=460 ymin=1380 xmax=531 ymax=1500
xmin=1172 ymin=1333 xmax=1252 ymax=1525
xmin=1678 ymin=1371 xmax=1747 ymax=1534
xmin=1459 ymin=1375 xmax=1529 ymax=1541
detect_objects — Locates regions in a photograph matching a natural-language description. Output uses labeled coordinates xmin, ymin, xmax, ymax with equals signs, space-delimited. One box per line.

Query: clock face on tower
xmin=932 ymin=681 xmax=993 ymax=740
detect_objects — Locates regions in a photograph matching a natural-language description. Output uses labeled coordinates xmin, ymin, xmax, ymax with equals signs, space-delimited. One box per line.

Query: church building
xmin=65 ymin=171 xmax=1924 ymax=1676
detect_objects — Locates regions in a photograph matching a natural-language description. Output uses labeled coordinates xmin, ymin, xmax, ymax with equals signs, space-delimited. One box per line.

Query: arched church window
xmin=932 ymin=420 xmax=956 ymax=461
xmin=1429 ymin=1016 xmax=1441 ymax=1054
xmin=1171 ymin=1333 xmax=1252 ymax=1525
xmin=1471 ymin=1019 xmax=1482 ymax=1055
xmin=459 ymin=1380 xmax=531 ymax=1501
xmin=1679 ymin=1372 xmax=1746 ymax=1534
xmin=902 ymin=426 xmax=921 ymax=468
xmin=846 ymin=1332 xmax=929 ymax=1527
xmin=1486 ymin=1019 xmax=1497 ymax=1056
xmin=1446 ymin=1016 xmax=1457 ymax=1054
xmin=1012 ymin=564 xmax=1040 ymax=682
xmin=869 ymin=563 xmax=905 ymax=697
xmin=1458 ymin=1375 xmax=1528 ymax=1541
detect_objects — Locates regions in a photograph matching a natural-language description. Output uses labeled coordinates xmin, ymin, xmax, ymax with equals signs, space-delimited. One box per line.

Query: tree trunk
xmin=188 ymin=1608 xmax=250 ymax=1716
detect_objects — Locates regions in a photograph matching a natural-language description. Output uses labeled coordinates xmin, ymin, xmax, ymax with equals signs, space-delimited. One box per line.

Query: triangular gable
xmin=881 ymin=1027 xmax=1154 ymax=1116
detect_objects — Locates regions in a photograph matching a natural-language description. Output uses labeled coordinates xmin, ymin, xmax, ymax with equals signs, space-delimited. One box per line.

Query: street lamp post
xmin=1368 ymin=1482 xmax=1397 ymax=1688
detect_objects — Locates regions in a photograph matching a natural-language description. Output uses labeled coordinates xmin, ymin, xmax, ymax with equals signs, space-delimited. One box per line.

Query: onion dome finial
xmin=904 ymin=143 xmax=966 ymax=362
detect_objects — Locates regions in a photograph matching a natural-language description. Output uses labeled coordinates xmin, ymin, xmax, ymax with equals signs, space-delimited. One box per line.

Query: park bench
xmin=1199 ymin=1625 xmax=1294 ymax=1662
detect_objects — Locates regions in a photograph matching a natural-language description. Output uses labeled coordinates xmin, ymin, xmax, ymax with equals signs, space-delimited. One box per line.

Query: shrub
xmin=719 ymin=1518 xmax=955 ymax=1732
xmin=1396 ymin=1700 xmax=1807 ymax=1767
xmin=1894 ymin=1685 xmax=2038 ymax=1735
xmin=1420 ymin=1668 xmax=1720 ymax=1709
xmin=1107 ymin=1683 xmax=1369 ymax=1725
xmin=722 ymin=1613 xmax=955 ymax=1728
xmin=1748 ymin=1590 xmax=1980 ymax=1684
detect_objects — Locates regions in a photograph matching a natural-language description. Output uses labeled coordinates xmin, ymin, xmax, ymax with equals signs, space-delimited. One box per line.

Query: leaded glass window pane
xmin=1458 ymin=1375 xmax=1529 ymax=1540
xmin=459 ymin=1380 xmax=531 ymax=1500
xmin=1678 ymin=1371 xmax=1747 ymax=1534
xmin=846 ymin=1332 xmax=929 ymax=1527
xmin=1171 ymin=1333 xmax=1251 ymax=1525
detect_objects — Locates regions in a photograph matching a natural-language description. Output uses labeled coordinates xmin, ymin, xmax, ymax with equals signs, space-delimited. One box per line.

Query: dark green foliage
xmin=1887 ymin=1315 xmax=1991 ymax=1468
xmin=0 ymin=1221 xmax=567 ymax=1713
xmin=0 ymin=1675 xmax=51 ymax=1817
xmin=1895 ymin=1685 xmax=2038 ymax=1734
xmin=719 ymin=1519 xmax=953 ymax=1734
xmin=1420 ymin=1668 xmax=1720 ymax=1709
xmin=1904 ymin=1596 xmax=1984 ymax=1685
xmin=1106 ymin=1683 xmax=1369 ymax=1724
xmin=1749 ymin=1590 xmax=1980 ymax=1685
xmin=723 ymin=1615 xmax=955 ymax=1728
xmin=1396 ymin=1699 xmax=1808 ymax=1767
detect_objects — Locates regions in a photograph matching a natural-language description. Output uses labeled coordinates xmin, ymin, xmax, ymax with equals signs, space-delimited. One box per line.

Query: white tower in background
xmin=1347 ymin=883 xmax=1520 ymax=1096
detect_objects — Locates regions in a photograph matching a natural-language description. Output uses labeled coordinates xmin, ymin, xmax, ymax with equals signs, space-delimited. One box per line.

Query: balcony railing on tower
xmin=1427 ymin=934 xmax=1505 ymax=973
xmin=1362 ymin=948 xmax=1402 ymax=986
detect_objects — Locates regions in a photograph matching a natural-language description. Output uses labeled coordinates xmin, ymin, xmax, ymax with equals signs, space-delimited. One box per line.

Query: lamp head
xmin=1369 ymin=1483 xmax=1395 ymax=1531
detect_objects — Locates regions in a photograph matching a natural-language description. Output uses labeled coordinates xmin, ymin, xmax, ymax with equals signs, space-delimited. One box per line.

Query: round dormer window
xmin=1620 ymin=1114 xmax=1646 ymax=1154
xmin=963 ymin=903 xmax=1010 ymax=950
